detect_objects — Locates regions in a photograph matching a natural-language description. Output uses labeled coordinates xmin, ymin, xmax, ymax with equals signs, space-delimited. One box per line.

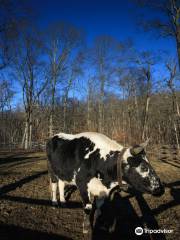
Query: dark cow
xmin=46 ymin=132 xmax=164 ymax=233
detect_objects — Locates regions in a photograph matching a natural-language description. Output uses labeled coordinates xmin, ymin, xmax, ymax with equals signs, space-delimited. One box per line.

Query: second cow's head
xmin=121 ymin=140 xmax=164 ymax=196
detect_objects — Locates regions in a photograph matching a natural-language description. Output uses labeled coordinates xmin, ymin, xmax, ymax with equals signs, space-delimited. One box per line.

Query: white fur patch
xmin=57 ymin=175 xmax=77 ymax=204
xmin=136 ymin=165 xmax=149 ymax=178
xmin=122 ymin=148 xmax=132 ymax=163
xmin=109 ymin=181 xmax=118 ymax=188
xmin=58 ymin=179 xmax=65 ymax=202
xmin=85 ymin=203 xmax=92 ymax=210
xmin=51 ymin=182 xmax=58 ymax=203
xmin=87 ymin=177 xmax=121 ymax=201
xmin=87 ymin=177 xmax=109 ymax=199
xmin=56 ymin=132 xmax=123 ymax=161
xmin=150 ymin=176 xmax=160 ymax=190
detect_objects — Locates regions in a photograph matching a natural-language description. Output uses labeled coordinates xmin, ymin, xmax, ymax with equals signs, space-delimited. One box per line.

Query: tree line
xmin=0 ymin=0 xmax=179 ymax=149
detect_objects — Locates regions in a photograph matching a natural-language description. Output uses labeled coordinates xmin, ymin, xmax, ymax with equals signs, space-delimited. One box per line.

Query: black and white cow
xmin=46 ymin=132 xmax=164 ymax=233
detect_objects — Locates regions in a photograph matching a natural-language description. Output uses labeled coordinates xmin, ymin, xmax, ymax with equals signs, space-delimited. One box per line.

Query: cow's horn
xmin=140 ymin=138 xmax=150 ymax=148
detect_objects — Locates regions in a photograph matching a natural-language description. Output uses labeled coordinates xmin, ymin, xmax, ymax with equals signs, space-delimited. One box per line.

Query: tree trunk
xmin=176 ymin=20 xmax=180 ymax=69
xmin=24 ymin=120 xmax=29 ymax=150
xmin=98 ymin=75 xmax=105 ymax=133
xmin=87 ymin=93 xmax=91 ymax=131
xmin=29 ymin=111 xmax=32 ymax=148
xmin=142 ymin=96 xmax=150 ymax=140
xmin=174 ymin=121 xmax=180 ymax=149
xmin=49 ymin=113 xmax=53 ymax=137
xmin=21 ymin=121 xmax=27 ymax=148
xmin=49 ymin=81 xmax=55 ymax=137
xmin=63 ymin=96 xmax=67 ymax=132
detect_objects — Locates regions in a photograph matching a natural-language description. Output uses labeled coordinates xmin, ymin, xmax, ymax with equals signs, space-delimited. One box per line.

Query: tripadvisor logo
xmin=135 ymin=227 xmax=143 ymax=235
xmin=135 ymin=227 xmax=173 ymax=235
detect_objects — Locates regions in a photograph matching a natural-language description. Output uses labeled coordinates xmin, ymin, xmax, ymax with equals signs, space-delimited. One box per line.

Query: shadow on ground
xmin=91 ymin=180 xmax=180 ymax=240
xmin=1 ymin=195 xmax=82 ymax=209
xmin=0 ymin=152 xmax=44 ymax=166
xmin=0 ymin=171 xmax=48 ymax=195
xmin=91 ymin=193 xmax=152 ymax=240
xmin=0 ymin=223 xmax=72 ymax=240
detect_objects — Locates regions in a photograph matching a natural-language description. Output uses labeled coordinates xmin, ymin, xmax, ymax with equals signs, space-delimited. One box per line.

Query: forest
xmin=0 ymin=0 xmax=179 ymax=149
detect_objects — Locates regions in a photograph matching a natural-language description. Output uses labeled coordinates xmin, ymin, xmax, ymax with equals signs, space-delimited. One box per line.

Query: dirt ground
xmin=0 ymin=146 xmax=179 ymax=240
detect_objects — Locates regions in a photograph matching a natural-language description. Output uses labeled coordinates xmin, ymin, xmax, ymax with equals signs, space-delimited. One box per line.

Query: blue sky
xmin=11 ymin=0 xmax=177 ymax=106
xmin=35 ymin=0 xmax=176 ymax=55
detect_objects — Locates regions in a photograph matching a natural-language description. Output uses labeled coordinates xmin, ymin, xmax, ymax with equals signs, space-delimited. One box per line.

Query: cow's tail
xmin=46 ymin=139 xmax=52 ymax=161
xmin=46 ymin=138 xmax=56 ymax=182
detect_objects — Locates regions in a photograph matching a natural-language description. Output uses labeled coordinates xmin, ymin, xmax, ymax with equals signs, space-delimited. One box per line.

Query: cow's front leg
xmin=58 ymin=179 xmax=66 ymax=207
xmin=76 ymin=176 xmax=92 ymax=234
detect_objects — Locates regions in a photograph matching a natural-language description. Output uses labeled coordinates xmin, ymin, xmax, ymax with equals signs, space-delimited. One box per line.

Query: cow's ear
xmin=130 ymin=138 xmax=150 ymax=155
xmin=130 ymin=145 xmax=144 ymax=155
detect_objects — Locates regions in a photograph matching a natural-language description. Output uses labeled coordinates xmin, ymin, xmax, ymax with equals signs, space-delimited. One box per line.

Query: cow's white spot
xmin=109 ymin=181 xmax=118 ymax=188
xmin=87 ymin=177 xmax=109 ymax=200
xmin=122 ymin=148 xmax=132 ymax=163
xmin=85 ymin=203 xmax=92 ymax=210
xmin=71 ymin=171 xmax=77 ymax=184
xmin=58 ymin=175 xmax=77 ymax=203
xmin=109 ymin=180 xmax=127 ymax=189
xmin=56 ymin=132 xmax=123 ymax=161
xmin=150 ymin=176 xmax=160 ymax=190
xmin=122 ymin=180 xmax=128 ymax=185
xmin=136 ymin=165 xmax=149 ymax=178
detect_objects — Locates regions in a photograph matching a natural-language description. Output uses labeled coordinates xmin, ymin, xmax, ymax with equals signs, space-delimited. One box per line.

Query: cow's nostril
xmin=152 ymin=185 xmax=165 ymax=197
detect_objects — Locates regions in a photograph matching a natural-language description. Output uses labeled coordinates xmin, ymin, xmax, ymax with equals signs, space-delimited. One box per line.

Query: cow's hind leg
xmin=48 ymin=161 xmax=58 ymax=206
xmin=64 ymin=184 xmax=77 ymax=201
xmin=58 ymin=179 xmax=66 ymax=207
xmin=50 ymin=178 xmax=58 ymax=206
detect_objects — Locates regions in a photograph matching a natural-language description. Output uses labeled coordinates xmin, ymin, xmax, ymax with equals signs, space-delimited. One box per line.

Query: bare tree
xmin=62 ymin=52 xmax=84 ymax=132
xmin=134 ymin=0 xmax=180 ymax=68
xmin=46 ymin=22 xmax=83 ymax=136
xmin=166 ymin=59 xmax=180 ymax=148
xmin=0 ymin=77 xmax=14 ymax=145
xmin=91 ymin=35 xmax=122 ymax=133
xmin=12 ymin=27 xmax=47 ymax=149
xmin=0 ymin=0 xmax=33 ymax=70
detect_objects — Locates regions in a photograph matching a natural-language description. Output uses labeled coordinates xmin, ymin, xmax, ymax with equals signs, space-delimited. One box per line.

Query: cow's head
xmin=122 ymin=140 xmax=164 ymax=196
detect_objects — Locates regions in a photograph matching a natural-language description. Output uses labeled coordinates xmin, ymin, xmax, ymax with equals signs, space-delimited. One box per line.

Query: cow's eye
xmin=141 ymin=165 xmax=148 ymax=172
xmin=127 ymin=157 xmax=140 ymax=167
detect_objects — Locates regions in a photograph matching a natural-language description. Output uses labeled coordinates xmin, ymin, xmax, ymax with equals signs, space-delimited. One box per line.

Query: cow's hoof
xmin=108 ymin=218 xmax=117 ymax=233
xmin=60 ymin=202 xmax=66 ymax=208
xmin=83 ymin=215 xmax=90 ymax=234
xmin=83 ymin=222 xmax=90 ymax=234
xmin=52 ymin=201 xmax=58 ymax=207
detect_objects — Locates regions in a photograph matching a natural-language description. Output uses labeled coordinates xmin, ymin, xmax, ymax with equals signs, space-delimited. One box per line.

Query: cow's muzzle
xmin=152 ymin=183 xmax=165 ymax=197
